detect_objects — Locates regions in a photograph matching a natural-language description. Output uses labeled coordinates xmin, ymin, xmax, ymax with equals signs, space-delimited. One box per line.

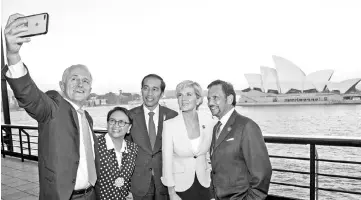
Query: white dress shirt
xmin=218 ymin=108 xmax=235 ymax=133
xmin=6 ymin=60 xmax=95 ymax=190
xmin=105 ymin=134 xmax=127 ymax=168
xmin=143 ymin=104 xmax=160 ymax=135
xmin=65 ymin=99 xmax=95 ymax=190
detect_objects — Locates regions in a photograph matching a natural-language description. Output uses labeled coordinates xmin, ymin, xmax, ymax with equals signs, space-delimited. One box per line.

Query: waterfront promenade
xmin=1 ymin=157 xmax=137 ymax=200
xmin=1 ymin=157 xmax=38 ymax=200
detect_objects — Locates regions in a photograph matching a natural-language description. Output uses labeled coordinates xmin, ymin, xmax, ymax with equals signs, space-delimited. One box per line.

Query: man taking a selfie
xmin=4 ymin=13 xmax=100 ymax=200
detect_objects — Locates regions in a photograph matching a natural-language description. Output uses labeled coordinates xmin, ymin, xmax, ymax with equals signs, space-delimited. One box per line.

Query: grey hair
xmin=176 ymin=80 xmax=203 ymax=109
xmin=61 ymin=64 xmax=93 ymax=83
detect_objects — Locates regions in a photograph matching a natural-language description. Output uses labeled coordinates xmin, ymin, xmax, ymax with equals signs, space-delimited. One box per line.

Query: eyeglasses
xmin=108 ymin=119 xmax=131 ymax=127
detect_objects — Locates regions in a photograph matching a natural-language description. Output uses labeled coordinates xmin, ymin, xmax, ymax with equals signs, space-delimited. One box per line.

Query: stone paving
xmin=1 ymin=156 xmax=39 ymax=200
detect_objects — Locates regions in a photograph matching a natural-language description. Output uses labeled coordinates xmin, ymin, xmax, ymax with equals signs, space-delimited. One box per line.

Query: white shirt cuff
xmin=6 ymin=60 xmax=27 ymax=78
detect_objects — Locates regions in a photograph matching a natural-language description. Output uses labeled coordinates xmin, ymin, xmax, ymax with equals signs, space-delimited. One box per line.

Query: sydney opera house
xmin=238 ymin=56 xmax=361 ymax=105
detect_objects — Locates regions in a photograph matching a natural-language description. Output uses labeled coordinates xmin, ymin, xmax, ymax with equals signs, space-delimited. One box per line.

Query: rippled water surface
xmin=3 ymin=99 xmax=361 ymax=199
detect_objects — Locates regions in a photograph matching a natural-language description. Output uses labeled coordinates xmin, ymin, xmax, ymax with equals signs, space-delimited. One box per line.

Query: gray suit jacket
xmin=6 ymin=68 xmax=100 ymax=200
xmin=125 ymin=105 xmax=178 ymax=196
xmin=210 ymin=110 xmax=272 ymax=200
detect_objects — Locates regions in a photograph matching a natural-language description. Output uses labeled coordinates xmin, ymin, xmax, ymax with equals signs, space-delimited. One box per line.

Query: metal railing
xmin=265 ymin=135 xmax=361 ymax=199
xmin=1 ymin=124 xmax=38 ymax=161
xmin=2 ymin=124 xmax=361 ymax=200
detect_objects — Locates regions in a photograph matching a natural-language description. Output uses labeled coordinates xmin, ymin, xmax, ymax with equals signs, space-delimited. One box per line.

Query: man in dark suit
xmin=207 ymin=80 xmax=272 ymax=200
xmin=4 ymin=14 xmax=100 ymax=200
xmin=126 ymin=74 xmax=178 ymax=200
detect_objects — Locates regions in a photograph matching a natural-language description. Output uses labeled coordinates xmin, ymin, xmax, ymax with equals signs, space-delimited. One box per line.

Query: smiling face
xmin=107 ymin=110 xmax=131 ymax=139
xmin=177 ymin=87 xmax=200 ymax=112
xmin=207 ymin=84 xmax=234 ymax=119
xmin=141 ymin=77 xmax=163 ymax=111
xmin=59 ymin=65 xmax=92 ymax=107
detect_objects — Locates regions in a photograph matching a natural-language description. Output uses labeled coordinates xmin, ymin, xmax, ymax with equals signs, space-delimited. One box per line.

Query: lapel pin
xmin=202 ymin=125 xmax=205 ymax=129
xmin=227 ymin=127 xmax=232 ymax=132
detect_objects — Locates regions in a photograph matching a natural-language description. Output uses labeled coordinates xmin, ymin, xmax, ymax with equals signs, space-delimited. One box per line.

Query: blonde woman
xmin=161 ymin=80 xmax=216 ymax=200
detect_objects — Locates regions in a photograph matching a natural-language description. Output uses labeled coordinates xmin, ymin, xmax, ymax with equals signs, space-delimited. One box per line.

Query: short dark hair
xmin=207 ymin=80 xmax=236 ymax=106
xmin=107 ymin=107 xmax=133 ymax=124
xmin=141 ymin=74 xmax=166 ymax=93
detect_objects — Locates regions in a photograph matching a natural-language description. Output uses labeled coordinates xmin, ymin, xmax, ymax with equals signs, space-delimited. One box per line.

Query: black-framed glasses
xmin=108 ymin=119 xmax=131 ymax=127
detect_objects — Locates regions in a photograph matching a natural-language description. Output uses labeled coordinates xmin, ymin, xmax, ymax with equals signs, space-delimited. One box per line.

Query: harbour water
xmin=2 ymin=99 xmax=361 ymax=199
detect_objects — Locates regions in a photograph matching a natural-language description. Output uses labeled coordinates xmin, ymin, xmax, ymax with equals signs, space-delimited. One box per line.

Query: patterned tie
xmin=215 ymin=121 xmax=222 ymax=140
xmin=77 ymin=109 xmax=97 ymax=186
xmin=148 ymin=111 xmax=156 ymax=150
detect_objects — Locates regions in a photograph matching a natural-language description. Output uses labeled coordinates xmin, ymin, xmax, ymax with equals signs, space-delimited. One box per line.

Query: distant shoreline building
xmin=239 ymin=56 xmax=361 ymax=106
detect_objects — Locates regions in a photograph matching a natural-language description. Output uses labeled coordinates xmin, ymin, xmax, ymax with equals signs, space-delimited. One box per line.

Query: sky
xmin=2 ymin=0 xmax=361 ymax=94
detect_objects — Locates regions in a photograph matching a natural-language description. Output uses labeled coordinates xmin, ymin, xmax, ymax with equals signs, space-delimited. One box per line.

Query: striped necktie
xmin=77 ymin=109 xmax=97 ymax=186
xmin=215 ymin=121 xmax=222 ymax=140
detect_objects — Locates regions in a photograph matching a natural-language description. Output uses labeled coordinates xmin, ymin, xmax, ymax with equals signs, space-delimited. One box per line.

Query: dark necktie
xmin=77 ymin=109 xmax=97 ymax=186
xmin=148 ymin=112 xmax=156 ymax=150
xmin=215 ymin=121 xmax=222 ymax=140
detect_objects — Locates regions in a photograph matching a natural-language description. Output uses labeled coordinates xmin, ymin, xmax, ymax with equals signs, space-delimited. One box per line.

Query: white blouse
xmin=105 ymin=134 xmax=127 ymax=168
xmin=190 ymin=136 xmax=201 ymax=152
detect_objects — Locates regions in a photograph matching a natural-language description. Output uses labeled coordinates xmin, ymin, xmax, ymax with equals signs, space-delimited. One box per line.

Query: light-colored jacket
xmin=161 ymin=111 xmax=216 ymax=192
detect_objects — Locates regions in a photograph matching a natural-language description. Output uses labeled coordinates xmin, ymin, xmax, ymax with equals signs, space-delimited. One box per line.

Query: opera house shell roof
xmin=244 ymin=56 xmax=361 ymax=94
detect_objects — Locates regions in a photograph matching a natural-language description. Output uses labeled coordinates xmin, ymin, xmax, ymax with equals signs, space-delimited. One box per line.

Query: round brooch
xmin=114 ymin=177 xmax=124 ymax=188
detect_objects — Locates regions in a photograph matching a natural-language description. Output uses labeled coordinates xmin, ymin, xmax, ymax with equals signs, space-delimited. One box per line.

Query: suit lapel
xmin=108 ymin=149 xmax=121 ymax=174
xmin=195 ymin=114 xmax=211 ymax=155
xmin=210 ymin=123 xmax=217 ymax=157
xmin=176 ymin=112 xmax=213 ymax=156
xmin=177 ymin=113 xmax=195 ymax=155
xmin=68 ymin=104 xmax=81 ymax=156
xmin=134 ymin=106 xmax=153 ymax=154
xmin=68 ymin=100 xmax=79 ymax=130
xmin=153 ymin=106 xmax=166 ymax=152
xmin=85 ymin=110 xmax=101 ymax=174
xmin=214 ymin=111 xmax=237 ymax=149
xmin=119 ymin=141 xmax=131 ymax=175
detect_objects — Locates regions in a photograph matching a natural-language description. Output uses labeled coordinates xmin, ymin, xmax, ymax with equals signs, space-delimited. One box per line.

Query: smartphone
xmin=18 ymin=13 xmax=49 ymax=37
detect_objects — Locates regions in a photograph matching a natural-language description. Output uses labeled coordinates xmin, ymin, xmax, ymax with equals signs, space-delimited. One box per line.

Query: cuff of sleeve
xmin=160 ymin=177 xmax=175 ymax=187
xmin=6 ymin=61 xmax=27 ymax=79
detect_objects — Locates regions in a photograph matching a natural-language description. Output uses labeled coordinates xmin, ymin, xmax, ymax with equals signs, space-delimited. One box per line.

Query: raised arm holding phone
xmin=4 ymin=13 xmax=100 ymax=200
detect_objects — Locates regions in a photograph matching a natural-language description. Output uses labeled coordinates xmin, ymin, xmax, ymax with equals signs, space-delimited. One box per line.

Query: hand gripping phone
xmin=18 ymin=13 xmax=49 ymax=37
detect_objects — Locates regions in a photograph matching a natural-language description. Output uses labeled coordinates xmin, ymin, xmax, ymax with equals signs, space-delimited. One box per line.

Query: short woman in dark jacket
xmin=97 ymin=107 xmax=138 ymax=200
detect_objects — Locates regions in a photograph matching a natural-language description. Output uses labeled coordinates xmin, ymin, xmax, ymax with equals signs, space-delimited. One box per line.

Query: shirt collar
xmin=219 ymin=107 xmax=235 ymax=125
xmin=64 ymin=98 xmax=80 ymax=111
xmin=105 ymin=134 xmax=127 ymax=153
xmin=143 ymin=104 xmax=160 ymax=115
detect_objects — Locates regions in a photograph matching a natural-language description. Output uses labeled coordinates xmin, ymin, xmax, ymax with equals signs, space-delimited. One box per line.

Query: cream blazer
xmin=161 ymin=111 xmax=216 ymax=192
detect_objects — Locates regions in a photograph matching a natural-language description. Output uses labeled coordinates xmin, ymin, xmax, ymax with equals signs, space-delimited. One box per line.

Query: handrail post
xmin=315 ymin=147 xmax=319 ymax=200
xmin=310 ymin=144 xmax=316 ymax=200
xmin=1 ymin=128 xmax=5 ymax=158
xmin=1 ymin=29 xmax=13 ymax=152
xmin=19 ymin=128 xmax=24 ymax=162
xmin=26 ymin=131 xmax=31 ymax=156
